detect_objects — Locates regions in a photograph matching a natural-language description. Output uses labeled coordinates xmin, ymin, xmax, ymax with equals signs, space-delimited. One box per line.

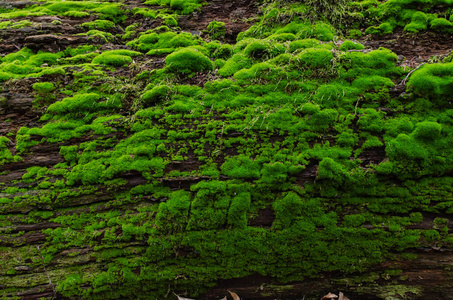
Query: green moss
xmin=365 ymin=22 xmax=393 ymax=35
xmin=32 ymin=82 xmax=55 ymax=94
xmin=128 ymin=31 xmax=202 ymax=54
xmin=142 ymin=85 xmax=171 ymax=106
xmin=218 ymin=53 xmax=253 ymax=77
xmin=206 ymin=21 xmax=226 ymax=40
xmin=2 ymin=0 xmax=453 ymax=298
xmin=84 ymin=30 xmax=114 ymax=43
xmin=82 ymin=20 xmax=116 ymax=30
xmin=288 ymin=39 xmax=321 ymax=52
xmin=404 ymin=11 xmax=428 ymax=33
xmin=165 ymin=48 xmax=214 ymax=75
xmin=47 ymin=93 xmax=101 ymax=115
xmin=291 ymin=48 xmax=334 ymax=69
xmin=221 ymin=155 xmax=261 ymax=179
xmin=430 ymin=18 xmax=453 ymax=33
xmin=155 ymin=190 xmax=191 ymax=234
xmin=412 ymin=121 xmax=442 ymax=141
xmin=339 ymin=40 xmax=365 ymax=51
xmin=0 ymin=136 xmax=13 ymax=165
xmin=407 ymin=62 xmax=453 ymax=100
xmin=273 ymin=192 xmax=305 ymax=229
xmin=348 ymin=29 xmax=362 ymax=39
xmin=92 ymin=54 xmax=133 ymax=67
xmin=2 ymin=48 xmax=33 ymax=63
xmin=170 ymin=0 xmax=202 ymax=14
xmin=162 ymin=15 xmax=178 ymax=26
xmin=317 ymin=157 xmax=349 ymax=183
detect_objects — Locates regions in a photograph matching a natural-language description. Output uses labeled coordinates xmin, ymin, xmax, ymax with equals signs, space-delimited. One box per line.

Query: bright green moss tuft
xmin=404 ymin=11 xmax=428 ymax=33
xmin=82 ymin=20 xmax=116 ymax=30
xmin=162 ymin=15 xmax=178 ymax=26
xmin=218 ymin=53 xmax=253 ymax=77
xmin=142 ymin=85 xmax=171 ymax=106
xmin=47 ymin=93 xmax=101 ymax=115
xmin=33 ymin=82 xmax=55 ymax=94
xmin=258 ymin=162 xmax=290 ymax=185
xmin=0 ymin=72 xmax=11 ymax=82
xmin=272 ymin=192 xmax=305 ymax=229
xmin=206 ymin=21 xmax=226 ymax=40
xmin=92 ymin=54 xmax=132 ymax=67
xmin=2 ymin=47 xmax=33 ymax=63
xmin=221 ymin=155 xmax=261 ymax=179
xmin=430 ymin=18 xmax=453 ymax=33
xmin=155 ymin=190 xmax=191 ymax=234
xmin=243 ymin=40 xmax=282 ymax=59
xmin=84 ymin=30 xmax=114 ymax=43
xmin=214 ymin=44 xmax=233 ymax=59
xmin=339 ymin=40 xmax=365 ymax=51
xmin=288 ymin=39 xmax=321 ymax=52
xmin=386 ymin=134 xmax=429 ymax=167
xmin=128 ymin=31 xmax=202 ymax=54
xmin=407 ymin=62 xmax=453 ymax=99
xmin=365 ymin=22 xmax=393 ymax=35
xmin=227 ymin=192 xmax=251 ymax=229
xmin=170 ymin=0 xmax=202 ymax=14
xmin=317 ymin=157 xmax=349 ymax=183
xmin=0 ymin=136 xmax=14 ymax=165
xmin=291 ymin=48 xmax=333 ymax=69
xmin=412 ymin=121 xmax=442 ymax=141
xmin=165 ymin=48 xmax=214 ymax=75
xmin=352 ymin=75 xmax=394 ymax=92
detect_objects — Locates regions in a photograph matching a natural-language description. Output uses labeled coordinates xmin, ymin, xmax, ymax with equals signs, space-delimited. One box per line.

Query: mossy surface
xmin=1 ymin=0 xmax=453 ymax=299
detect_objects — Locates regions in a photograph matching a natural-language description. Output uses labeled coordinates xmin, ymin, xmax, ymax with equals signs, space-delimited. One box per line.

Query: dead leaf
xmin=229 ymin=290 xmax=241 ymax=300
xmin=321 ymin=292 xmax=338 ymax=300
xmin=174 ymin=293 xmax=195 ymax=300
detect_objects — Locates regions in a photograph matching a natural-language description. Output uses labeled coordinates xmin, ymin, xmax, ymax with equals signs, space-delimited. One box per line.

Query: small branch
xmin=400 ymin=62 xmax=425 ymax=85
xmin=37 ymin=245 xmax=56 ymax=300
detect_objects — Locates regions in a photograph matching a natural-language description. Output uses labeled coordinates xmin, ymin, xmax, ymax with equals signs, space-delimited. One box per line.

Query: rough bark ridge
xmin=1 ymin=0 xmax=453 ymax=299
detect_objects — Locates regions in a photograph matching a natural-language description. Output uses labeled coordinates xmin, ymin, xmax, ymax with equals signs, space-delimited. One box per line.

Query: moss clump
xmin=407 ymin=62 xmax=453 ymax=99
xmin=365 ymin=22 xmax=393 ymax=35
xmin=170 ymin=0 xmax=202 ymax=14
xmin=339 ymin=40 xmax=365 ymax=51
xmin=272 ymin=192 xmax=306 ymax=229
xmin=243 ymin=40 xmax=285 ymax=59
xmin=317 ymin=157 xmax=349 ymax=183
xmin=292 ymin=48 xmax=333 ymax=69
xmin=32 ymin=82 xmax=55 ymax=94
xmin=82 ymin=20 xmax=116 ymax=30
xmin=47 ymin=93 xmax=101 ymax=115
xmin=206 ymin=21 xmax=226 ymax=40
xmin=288 ymin=39 xmax=321 ymax=52
xmin=165 ymin=48 xmax=214 ymax=75
xmin=218 ymin=53 xmax=253 ymax=77
xmin=404 ymin=11 xmax=428 ymax=33
xmin=92 ymin=54 xmax=132 ymax=67
xmin=220 ymin=155 xmax=261 ymax=179
xmin=144 ymin=0 xmax=202 ymax=14
xmin=0 ymin=136 xmax=14 ymax=165
xmin=127 ymin=31 xmax=202 ymax=54
xmin=155 ymin=190 xmax=191 ymax=234
xmin=430 ymin=18 xmax=453 ymax=33
xmin=142 ymin=85 xmax=171 ymax=106
xmin=85 ymin=30 xmax=115 ymax=43
xmin=412 ymin=121 xmax=442 ymax=141
xmin=162 ymin=15 xmax=178 ymax=26
xmin=214 ymin=44 xmax=233 ymax=59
